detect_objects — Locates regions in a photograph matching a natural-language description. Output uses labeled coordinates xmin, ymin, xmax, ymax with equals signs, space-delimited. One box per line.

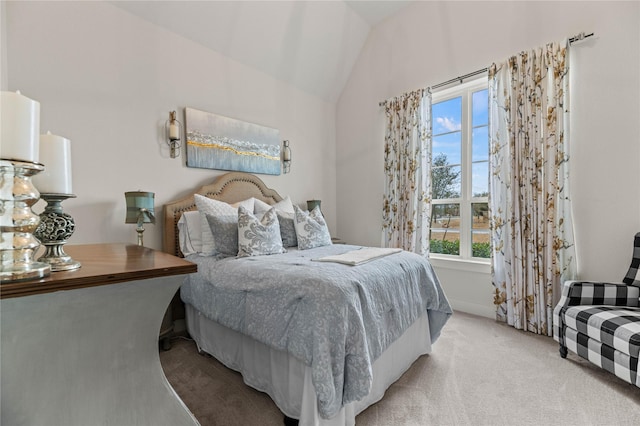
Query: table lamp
xmin=125 ymin=191 xmax=155 ymax=246
xmin=307 ymin=200 xmax=321 ymax=212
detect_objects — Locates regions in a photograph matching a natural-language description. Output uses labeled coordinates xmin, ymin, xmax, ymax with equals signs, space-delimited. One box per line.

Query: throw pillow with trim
xmin=293 ymin=205 xmax=332 ymax=250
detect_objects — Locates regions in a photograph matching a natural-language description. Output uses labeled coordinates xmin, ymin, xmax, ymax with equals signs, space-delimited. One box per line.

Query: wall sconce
xmin=166 ymin=111 xmax=182 ymax=158
xmin=125 ymin=191 xmax=156 ymax=246
xmin=282 ymin=140 xmax=291 ymax=174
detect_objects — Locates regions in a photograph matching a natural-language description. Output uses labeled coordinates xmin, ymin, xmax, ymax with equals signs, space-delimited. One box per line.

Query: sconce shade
xmin=282 ymin=140 xmax=291 ymax=174
xmin=125 ymin=191 xmax=156 ymax=224
xmin=166 ymin=110 xmax=182 ymax=159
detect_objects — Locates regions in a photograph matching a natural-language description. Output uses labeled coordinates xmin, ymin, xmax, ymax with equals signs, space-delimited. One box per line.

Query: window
xmin=430 ymin=78 xmax=489 ymax=261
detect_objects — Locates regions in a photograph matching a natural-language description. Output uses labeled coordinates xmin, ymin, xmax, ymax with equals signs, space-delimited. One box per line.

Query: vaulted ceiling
xmin=109 ymin=1 xmax=412 ymax=102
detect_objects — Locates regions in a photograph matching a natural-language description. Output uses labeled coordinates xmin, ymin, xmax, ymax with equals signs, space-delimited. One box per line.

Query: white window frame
xmin=429 ymin=77 xmax=489 ymax=267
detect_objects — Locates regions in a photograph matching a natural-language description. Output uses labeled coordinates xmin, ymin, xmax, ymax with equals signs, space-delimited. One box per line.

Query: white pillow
xmin=194 ymin=194 xmax=254 ymax=256
xmin=237 ymin=206 xmax=286 ymax=257
xmin=177 ymin=211 xmax=202 ymax=256
xmin=254 ymin=196 xmax=295 ymax=214
xmin=293 ymin=205 xmax=332 ymax=250
xmin=230 ymin=198 xmax=255 ymax=211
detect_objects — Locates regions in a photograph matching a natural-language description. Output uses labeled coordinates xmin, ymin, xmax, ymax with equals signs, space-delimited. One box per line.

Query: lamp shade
xmin=125 ymin=191 xmax=156 ymax=224
xmin=307 ymin=200 xmax=321 ymax=211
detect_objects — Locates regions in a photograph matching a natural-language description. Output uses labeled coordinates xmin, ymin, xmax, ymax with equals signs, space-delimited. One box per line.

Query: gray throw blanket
xmin=181 ymin=244 xmax=452 ymax=419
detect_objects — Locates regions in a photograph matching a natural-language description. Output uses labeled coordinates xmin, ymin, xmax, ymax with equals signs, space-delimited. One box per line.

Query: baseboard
xmin=448 ymin=299 xmax=495 ymax=319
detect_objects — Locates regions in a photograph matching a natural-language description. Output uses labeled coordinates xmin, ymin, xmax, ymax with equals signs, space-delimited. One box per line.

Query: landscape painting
xmin=185 ymin=108 xmax=281 ymax=175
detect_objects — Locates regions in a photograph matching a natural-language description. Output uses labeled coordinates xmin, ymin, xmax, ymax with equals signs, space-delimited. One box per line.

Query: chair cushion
xmin=564 ymin=327 xmax=639 ymax=386
xmin=564 ymin=305 xmax=640 ymax=357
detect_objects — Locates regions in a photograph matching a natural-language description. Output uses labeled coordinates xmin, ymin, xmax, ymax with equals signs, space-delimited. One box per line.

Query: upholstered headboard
xmin=163 ymin=172 xmax=283 ymax=257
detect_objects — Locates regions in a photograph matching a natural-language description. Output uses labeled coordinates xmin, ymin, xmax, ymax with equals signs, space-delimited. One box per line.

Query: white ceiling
xmin=109 ymin=1 xmax=412 ymax=102
xmin=344 ymin=0 xmax=411 ymax=26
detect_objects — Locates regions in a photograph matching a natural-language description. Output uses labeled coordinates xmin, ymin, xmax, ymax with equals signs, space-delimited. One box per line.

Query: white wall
xmin=337 ymin=1 xmax=640 ymax=317
xmin=1 ymin=0 xmax=7 ymax=90
xmin=5 ymin=1 xmax=337 ymax=251
xmin=5 ymin=1 xmax=639 ymax=319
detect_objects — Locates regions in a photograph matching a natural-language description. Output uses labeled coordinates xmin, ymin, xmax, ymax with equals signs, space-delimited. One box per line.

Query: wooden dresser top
xmin=1 ymin=243 xmax=197 ymax=299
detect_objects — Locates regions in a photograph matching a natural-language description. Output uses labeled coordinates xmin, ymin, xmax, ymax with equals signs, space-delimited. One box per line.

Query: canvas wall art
xmin=185 ymin=108 xmax=281 ymax=175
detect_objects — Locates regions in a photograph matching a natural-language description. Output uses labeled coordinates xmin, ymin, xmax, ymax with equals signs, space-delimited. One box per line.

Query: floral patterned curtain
xmin=382 ymin=89 xmax=432 ymax=256
xmin=489 ymin=41 xmax=576 ymax=335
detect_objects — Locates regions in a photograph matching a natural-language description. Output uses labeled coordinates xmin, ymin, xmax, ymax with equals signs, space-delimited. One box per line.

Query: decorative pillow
xmin=277 ymin=211 xmax=297 ymax=248
xmin=237 ymin=206 xmax=285 ymax=257
xmin=205 ymin=214 xmax=238 ymax=256
xmin=293 ymin=205 xmax=332 ymax=250
xmin=177 ymin=211 xmax=202 ymax=256
xmin=194 ymin=194 xmax=253 ymax=256
xmin=254 ymin=196 xmax=295 ymax=214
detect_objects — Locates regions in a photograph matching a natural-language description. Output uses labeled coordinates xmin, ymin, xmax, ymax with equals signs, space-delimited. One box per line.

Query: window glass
xmin=432 ymin=97 xmax=462 ymax=134
xmin=472 ymin=89 xmax=488 ymax=126
xmin=431 ymin=164 xmax=461 ymax=199
xmin=433 ymin=133 xmax=461 ymax=166
xmin=472 ymin=162 xmax=489 ymax=197
xmin=432 ymin=97 xmax=462 ymax=167
xmin=472 ymin=202 xmax=490 ymax=258
xmin=430 ymin=203 xmax=461 ymax=255
xmin=472 ymin=126 xmax=488 ymax=162
xmin=430 ymin=79 xmax=489 ymax=261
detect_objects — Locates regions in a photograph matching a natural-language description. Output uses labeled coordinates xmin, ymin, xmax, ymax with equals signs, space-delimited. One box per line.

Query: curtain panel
xmin=382 ymin=89 xmax=432 ymax=256
xmin=489 ymin=41 xmax=576 ymax=335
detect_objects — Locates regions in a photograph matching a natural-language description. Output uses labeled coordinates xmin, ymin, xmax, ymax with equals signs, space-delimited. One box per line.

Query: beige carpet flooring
xmin=160 ymin=311 xmax=640 ymax=425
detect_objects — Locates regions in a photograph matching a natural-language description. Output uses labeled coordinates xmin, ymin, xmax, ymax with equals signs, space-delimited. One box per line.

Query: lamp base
xmin=38 ymin=244 xmax=82 ymax=271
xmin=34 ymin=193 xmax=81 ymax=272
xmin=136 ymin=227 xmax=145 ymax=246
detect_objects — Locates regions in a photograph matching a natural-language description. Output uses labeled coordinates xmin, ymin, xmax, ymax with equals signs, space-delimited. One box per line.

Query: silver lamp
xmin=125 ymin=191 xmax=155 ymax=246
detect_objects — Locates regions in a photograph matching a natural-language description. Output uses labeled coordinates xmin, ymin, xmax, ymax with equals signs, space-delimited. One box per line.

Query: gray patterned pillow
xmin=277 ymin=211 xmax=298 ymax=248
xmin=237 ymin=206 xmax=286 ymax=257
xmin=293 ymin=205 xmax=332 ymax=250
xmin=205 ymin=214 xmax=238 ymax=256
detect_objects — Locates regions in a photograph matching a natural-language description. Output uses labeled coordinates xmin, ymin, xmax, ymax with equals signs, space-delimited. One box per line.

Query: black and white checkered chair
xmin=553 ymin=232 xmax=640 ymax=387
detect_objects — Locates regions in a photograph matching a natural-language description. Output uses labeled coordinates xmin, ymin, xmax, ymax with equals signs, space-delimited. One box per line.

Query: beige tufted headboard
xmin=163 ymin=172 xmax=283 ymax=257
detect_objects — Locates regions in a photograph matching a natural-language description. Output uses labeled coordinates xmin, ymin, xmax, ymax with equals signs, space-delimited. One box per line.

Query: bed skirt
xmin=185 ymin=304 xmax=432 ymax=426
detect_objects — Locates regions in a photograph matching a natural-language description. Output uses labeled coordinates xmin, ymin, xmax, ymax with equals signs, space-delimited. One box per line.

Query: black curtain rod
xmin=430 ymin=68 xmax=488 ymax=91
xmin=569 ymin=32 xmax=594 ymax=44
xmin=379 ymin=32 xmax=594 ymax=107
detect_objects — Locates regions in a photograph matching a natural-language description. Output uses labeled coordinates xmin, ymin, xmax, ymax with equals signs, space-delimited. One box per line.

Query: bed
xmin=163 ymin=172 xmax=452 ymax=426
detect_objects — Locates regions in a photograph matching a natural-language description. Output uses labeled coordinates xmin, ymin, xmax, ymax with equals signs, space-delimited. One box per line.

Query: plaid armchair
xmin=553 ymin=232 xmax=640 ymax=387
